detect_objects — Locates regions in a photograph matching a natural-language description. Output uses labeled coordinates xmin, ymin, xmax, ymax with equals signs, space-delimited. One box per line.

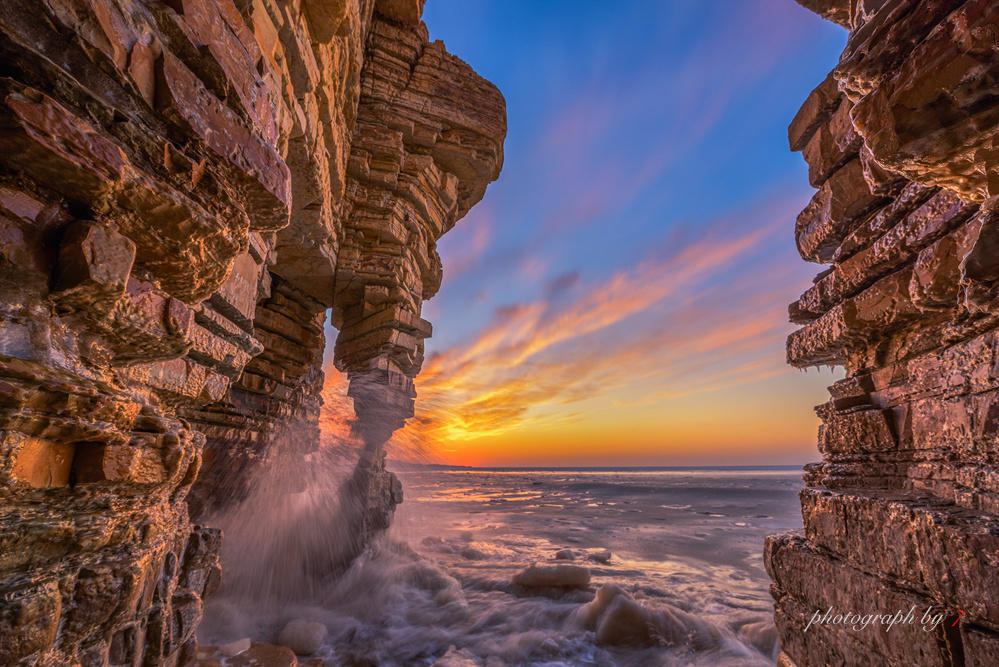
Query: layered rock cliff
xmin=769 ymin=1 xmax=999 ymax=665
xmin=0 ymin=0 xmax=504 ymax=663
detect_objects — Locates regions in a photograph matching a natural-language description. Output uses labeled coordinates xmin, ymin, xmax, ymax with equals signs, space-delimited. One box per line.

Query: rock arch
xmin=0 ymin=0 xmax=504 ymax=663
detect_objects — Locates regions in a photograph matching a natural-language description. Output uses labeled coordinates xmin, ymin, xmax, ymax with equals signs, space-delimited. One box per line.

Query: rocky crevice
xmin=771 ymin=2 xmax=999 ymax=665
xmin=0 ymin=0 xmax=504 ymax=664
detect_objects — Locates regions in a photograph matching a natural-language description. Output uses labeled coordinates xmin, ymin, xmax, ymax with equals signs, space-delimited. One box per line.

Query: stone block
xmin=799 ymin=489 xmax=999 ymax=626
xmin=10 ymin=437 xmax=74 ymax=488
xmin=767 ymin=532 xmax=953 ymax=666
xmin=819 ymin=408 xmax=896 ymax=457
xmin=794 ymin=1 xmax=850 ymax=28
xmin=793 ymin=189 xmax=974 ymax=321
xmin=0 ymin=82 xmax=128 ymax=201
xmin=801 ymin=97 xmax=862 ymax=187
xmin=156 ymin=51 xmax=290 ymax=231
xmin=52 ymin=220 xmax=136 ymax=313
xmin=844 ymin=0 xmax=999 ymax=200
xmin=0 ymin=579 xmax=61 ymax=663
xmin=376 ymin=0 xmax=425 ymax=25
xmin=796 ymin=158 xmax=885 ymax=262
xmin=788 ymin=269 xmax=920 ymax=367
xmin=209 ymin=252 xmax=261 ymax=332
xmin=789 ymin=71 xmax=841 ymax=151
xmin=965 ymin=626 xmax=999 ymax=667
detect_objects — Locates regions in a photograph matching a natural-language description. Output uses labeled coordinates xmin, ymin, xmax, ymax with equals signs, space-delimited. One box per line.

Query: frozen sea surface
xmin=202 ymin=467 xmax=804 ymax=666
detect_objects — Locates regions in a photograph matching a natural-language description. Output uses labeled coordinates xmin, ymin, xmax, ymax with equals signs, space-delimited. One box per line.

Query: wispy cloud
xmin=524 ymin=1 xmax=812 ymax=236
xmin=441 ymin=206 xmax=494 ymax=281
xmin=321 ymin=0 xmax=846 ymax=464
xmin=343 ymin=191 xmax=811 ymax=459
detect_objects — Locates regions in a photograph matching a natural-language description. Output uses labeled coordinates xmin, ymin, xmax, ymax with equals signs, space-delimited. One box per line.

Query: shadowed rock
xmin=0 ymin=0 xmax=504 ymax=663
xmin=772 ymin=2 xmax=999 ymax=665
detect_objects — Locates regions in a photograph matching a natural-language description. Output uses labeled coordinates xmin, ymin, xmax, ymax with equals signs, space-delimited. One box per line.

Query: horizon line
xmin=388 ymin=463 xmax=805 ymax=471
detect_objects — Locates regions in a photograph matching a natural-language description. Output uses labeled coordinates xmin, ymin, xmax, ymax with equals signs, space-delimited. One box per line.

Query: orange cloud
xmin=318 ymin=190 xmax=836 ymax=466
xmin=441 ymin=206 xmax=494 ymax=281
xmin=384 ymin=198 xmax=815 ymax=459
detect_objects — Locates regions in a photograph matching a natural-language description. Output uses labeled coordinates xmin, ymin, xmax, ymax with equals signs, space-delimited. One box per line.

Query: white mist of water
xmin=198 ymin=439 xmax=367 ymax=640
xmin=201 ymin=467 xmax=794 ymax=666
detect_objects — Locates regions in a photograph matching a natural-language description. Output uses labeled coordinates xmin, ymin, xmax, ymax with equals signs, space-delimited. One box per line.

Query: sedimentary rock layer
xmin=0 ymin=0 xmax=504 ymax=663
xmin=771 ymin=2 xmax=999 ymax=665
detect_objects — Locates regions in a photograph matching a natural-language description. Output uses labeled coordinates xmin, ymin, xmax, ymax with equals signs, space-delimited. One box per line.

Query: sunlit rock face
xmin=770 ymin=2 xmax=999 ymax=665
xmin=333 ymin=11 xmax=505 ymax=443
xmin=0 ymin=0 xmax=504 ymax=663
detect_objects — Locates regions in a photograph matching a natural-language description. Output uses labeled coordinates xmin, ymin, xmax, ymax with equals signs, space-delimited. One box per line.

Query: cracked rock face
xmin=771 ymin=2 xmax=999 ymax=666
xmin=0 ymin=0 xmax=504 ymax=663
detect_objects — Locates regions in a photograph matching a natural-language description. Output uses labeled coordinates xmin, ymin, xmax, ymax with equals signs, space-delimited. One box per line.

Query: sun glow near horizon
xmin=320 ymin=191 xmax=842 ymax=468
xmin=321 ymin=0 xmax=847 ymax=468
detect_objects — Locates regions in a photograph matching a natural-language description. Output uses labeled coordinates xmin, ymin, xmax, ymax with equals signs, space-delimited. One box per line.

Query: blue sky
xmin=326 ymin=1 xmax=848 ymax=465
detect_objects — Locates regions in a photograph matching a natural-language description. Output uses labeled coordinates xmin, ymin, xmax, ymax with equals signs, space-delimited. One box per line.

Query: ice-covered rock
xmin=218 ymin=637 xmax=252 ymax=657
xmin=511 ymin=563 xmax=590 ymax=589
xmin=738 ymin=619 xmax=779 ymax=657
xmin=228 ymin=643 xmax=298 ymax=667
xmin=588 ymin=549 xmax=612 ymax=564
xmin=277 ymin=619 xmax=327 ymax=655
xmin=575 ymin=584 xmax=723 ymax=649
xmin=433 ymin=645 xmax=479 ymax=666
xmin=575 ymin=583 xmax=630 ymax=628
xmin=461 ymin=546 xmax=487 ymax=560
xmin=596 ymin=595 xmax=656 ymax=646
xmin=423 ymin=536 xmax=448 ymax=548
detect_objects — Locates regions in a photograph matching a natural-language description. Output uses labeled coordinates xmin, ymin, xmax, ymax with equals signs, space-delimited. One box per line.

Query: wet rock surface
xmin=511 ymin=563 xmax=592 ymax=590
xmin=574 ymin=583 xmax=724 ymax=650
xmin=195 ymin=642 xmax=299 ymax=667
xmin=773 ymin=2 xmax=999 ymax=664
xmin=277 ymin=619 xmax=327 ymax=656
xmin=0 ymin=0 xmax=504 ymax=663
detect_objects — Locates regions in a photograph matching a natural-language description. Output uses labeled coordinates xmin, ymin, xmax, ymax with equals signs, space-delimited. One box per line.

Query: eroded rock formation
xmin=0 ymin=0 xmax=504 ymax=663
xmin=769 ymin=2 xmax=999 ymax=665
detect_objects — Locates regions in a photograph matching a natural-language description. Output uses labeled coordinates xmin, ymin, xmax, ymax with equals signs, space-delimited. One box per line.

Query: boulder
xmin=277 ymin=620 xmax=327 ymax=656
xmin=432 ymin=645 xmax=479 ymax=667
xmin=229 ymin=643 xmax=298 ymax=667
xmin=576 ymin=584 xmax=723 ymax=650
xmin=511 ymin=564 xmax=590 ymax=590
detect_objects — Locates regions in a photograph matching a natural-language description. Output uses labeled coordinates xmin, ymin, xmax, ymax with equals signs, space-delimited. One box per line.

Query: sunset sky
xmin=324 ymin=1 xmax=847 ymax=467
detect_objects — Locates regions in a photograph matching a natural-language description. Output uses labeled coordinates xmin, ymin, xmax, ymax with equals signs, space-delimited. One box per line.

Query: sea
xmin=200 ymin=466 xmax=805 ymax=666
